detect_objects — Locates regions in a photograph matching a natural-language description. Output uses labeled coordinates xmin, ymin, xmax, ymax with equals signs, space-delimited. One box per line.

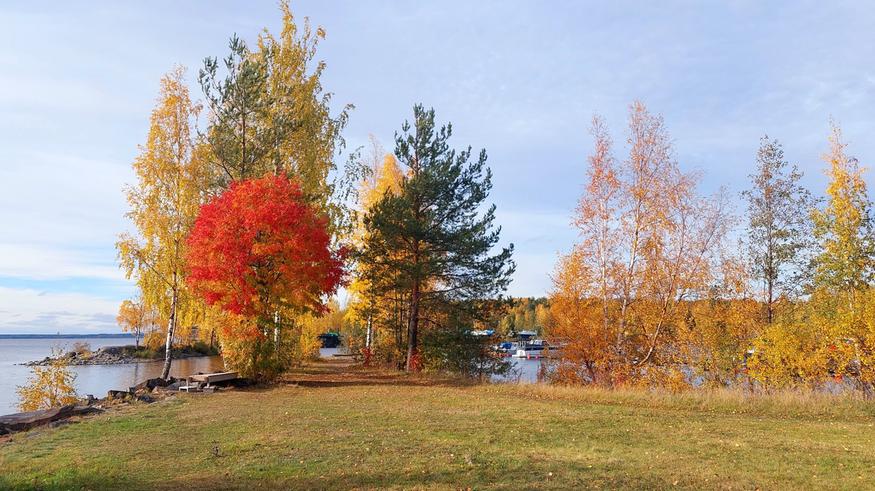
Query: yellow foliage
xmin=16 ymin=349 xmax=78 ymax=412
xmin=550 ymin=104 xmax=734 ymax=386
xmin=749 ymin=124 xmax=875 ymax=390
xmin=117 ymin=67 xmax=210 ymax=364
xmin=811 ymin=121 xmax=873 ymax=292
xmin=346 ymin=138 xmax=406 ymax=361
xmin=254 ymin=0 xmax=350 ymax=218
xmin=116 ymin=296 xmax=161 ymax=349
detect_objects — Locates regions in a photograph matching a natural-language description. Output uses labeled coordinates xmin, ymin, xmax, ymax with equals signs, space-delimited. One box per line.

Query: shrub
xmin=17 ymin=348 xmax=78 ymax=411
xmin=422 ymin=322 xmax=510 ymax=380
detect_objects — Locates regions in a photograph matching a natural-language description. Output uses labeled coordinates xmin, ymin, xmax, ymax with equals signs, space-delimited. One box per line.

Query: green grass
xmin=1 ymin=365 xmax=874 ymax=490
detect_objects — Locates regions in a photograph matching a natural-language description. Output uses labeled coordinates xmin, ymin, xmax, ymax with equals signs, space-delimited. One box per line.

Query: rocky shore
xmin=24 ymin=345 xmax=218 ymax=366
xmin=1 ymin=374 xmax=249 ymax=436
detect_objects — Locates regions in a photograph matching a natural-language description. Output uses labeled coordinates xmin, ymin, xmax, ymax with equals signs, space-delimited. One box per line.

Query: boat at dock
xmin=514 ymin=339 xmax=547 ymax=359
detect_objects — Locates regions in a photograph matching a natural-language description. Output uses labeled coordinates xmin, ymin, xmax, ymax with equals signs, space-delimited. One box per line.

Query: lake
xmin=0 ymin=337 xmax=224 ymax=415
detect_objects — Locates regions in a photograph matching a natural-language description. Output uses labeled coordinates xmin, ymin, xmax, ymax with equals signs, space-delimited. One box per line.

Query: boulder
xmin=164 ymin=381 xmax=185 ymax=391
xmin=107 ymin=390 xmax=133 ymax=401
xmin=136 ymin=394 xmax=155 ymax=404
xmin=0 ymin=405 xmax=102 ymax=434
xmin=133 ymin=377 xmax=169 ymax=392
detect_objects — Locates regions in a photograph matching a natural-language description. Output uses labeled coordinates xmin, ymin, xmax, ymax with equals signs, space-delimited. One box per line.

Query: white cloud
xmin=0 ymin=286 xmax=119 ymax=334
xmin=0 ymin=151 xmax=131 ymax=245
xmin=0 ymin=244 xmax=122 ymax=281
xmin=0 ymin=150 xmax=130 ymax=284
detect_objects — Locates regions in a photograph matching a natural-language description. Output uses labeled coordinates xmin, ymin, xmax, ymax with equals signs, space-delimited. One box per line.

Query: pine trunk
xmin=405 ymin=281 xmax=420 ymax=371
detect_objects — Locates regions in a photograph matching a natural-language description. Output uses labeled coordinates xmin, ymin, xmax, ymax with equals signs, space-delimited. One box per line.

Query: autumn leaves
xmin=186 ymin=176 xmax=344 ymax=375
xmin=552 ymin=103 xmax=875 ymax=392
xmin=117 ymin=2 xmax=349 ymax=380
xmin=550 ymin=102 xmax=733 ymax=386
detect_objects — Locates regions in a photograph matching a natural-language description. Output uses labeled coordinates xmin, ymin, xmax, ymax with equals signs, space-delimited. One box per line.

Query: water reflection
xmin=319 ymin=347 xmax=545 ymax=383
xmin=498 ymin=357 xmax=544 ymax=383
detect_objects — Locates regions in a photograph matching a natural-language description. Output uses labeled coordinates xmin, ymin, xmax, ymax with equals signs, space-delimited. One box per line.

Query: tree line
xmin=118 ymin=3 xmax=875 ymax=391
xmin=550 ymin=102 xmax=875 ymax=393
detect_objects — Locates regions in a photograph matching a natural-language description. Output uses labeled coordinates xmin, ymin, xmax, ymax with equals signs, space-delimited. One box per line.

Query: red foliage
xmin=187 ymin=175 xmax=345 ymax=319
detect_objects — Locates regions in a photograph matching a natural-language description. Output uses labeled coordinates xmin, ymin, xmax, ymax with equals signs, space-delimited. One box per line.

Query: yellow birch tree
xmin=117 ymin=67 xmax=208 ymax=380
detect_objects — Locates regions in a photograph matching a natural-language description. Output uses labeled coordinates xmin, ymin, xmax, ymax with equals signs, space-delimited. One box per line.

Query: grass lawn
xmin=1 ymin=361 xmax=874 ymax=490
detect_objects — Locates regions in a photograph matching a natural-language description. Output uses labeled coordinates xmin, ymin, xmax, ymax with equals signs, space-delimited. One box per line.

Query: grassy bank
xmin=1 ymin=362 xmax=874 ymax=490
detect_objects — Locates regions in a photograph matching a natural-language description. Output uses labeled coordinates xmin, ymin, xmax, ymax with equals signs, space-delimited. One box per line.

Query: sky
xmin=2 ymin=1 xmax=875 ymax=333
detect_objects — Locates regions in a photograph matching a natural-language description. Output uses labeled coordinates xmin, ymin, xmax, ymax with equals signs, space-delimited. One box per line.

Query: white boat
xmin=514 ymin=339 xmax=547 ymax=359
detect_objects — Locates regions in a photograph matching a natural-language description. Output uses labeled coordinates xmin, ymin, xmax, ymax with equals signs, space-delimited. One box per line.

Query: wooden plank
xmin=188 ymin=371 xmax=238 ymax=384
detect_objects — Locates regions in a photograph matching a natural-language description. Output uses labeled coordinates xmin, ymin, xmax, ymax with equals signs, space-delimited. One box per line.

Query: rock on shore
xmin=24 ymin=345 xmax=217 ymax=366
xmin=0 ymin=405 xmax=103 ymax=435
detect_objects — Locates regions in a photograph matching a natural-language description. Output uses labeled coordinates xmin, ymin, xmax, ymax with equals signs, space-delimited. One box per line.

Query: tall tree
xmin=550 ymin=102 xmax=733 ymax=385
xmin=118 ymin=67 xmax=207 ymax=380
xmin=198 ymin=1 xmax=353 ymax=227
xmin=810 ymin=122 xmax=874 ymax=388
xmin=346 ymin=137 xmax=406 ymax=364
xmin=742 ymin=136 xmax=815 ymax=324
xmin=812 ymin=122 xmax=874 ymax=294
xmin=360 ymin=105 xmax=515 ymax=371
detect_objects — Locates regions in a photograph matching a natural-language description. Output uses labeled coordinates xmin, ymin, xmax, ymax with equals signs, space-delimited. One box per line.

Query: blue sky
xmin=2 ymin=1 xmax=875 ymax=333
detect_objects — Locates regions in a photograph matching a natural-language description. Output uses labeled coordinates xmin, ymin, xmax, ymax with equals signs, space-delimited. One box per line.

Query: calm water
xmin=0 ymin=337 xmax=224 ymax=415
xmin=502 ymin=357 xmax=544 ymax=383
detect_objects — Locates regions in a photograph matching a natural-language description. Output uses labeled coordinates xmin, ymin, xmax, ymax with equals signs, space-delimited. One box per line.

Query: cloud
xmin=0 ymin=151 xmax=131 ymax=245
xmin=0 ymin=244 xmax=122 ymax=281
xmin=0 ymin=287 xmax=120 ymax=334
xmin=5 ymin=0 xmax=875 ymax=328
xmin=0 ymin=149 xmax=130 ymax=287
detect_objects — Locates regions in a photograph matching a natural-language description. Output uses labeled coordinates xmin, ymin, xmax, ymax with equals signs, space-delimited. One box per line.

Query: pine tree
xmin=742 ymin=135 xmax=816 ymax=324
xmin=360 ymin=105 xmax=515 ymax=371
xmin=199 ymin=34 xmax=270 ymax=186
xmin=198 ymin=0 xmax=353 ymax=226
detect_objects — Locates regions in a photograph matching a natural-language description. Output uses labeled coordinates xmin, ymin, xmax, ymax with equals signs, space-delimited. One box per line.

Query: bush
xmin=17 ymin=348 xmax=78 ymax=411
xmin=422 ymin=323 xmax=510 ymax=380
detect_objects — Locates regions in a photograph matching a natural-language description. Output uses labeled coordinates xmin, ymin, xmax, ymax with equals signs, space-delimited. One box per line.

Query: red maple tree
xmin=187 ymin=175 xmax=345 ymax=325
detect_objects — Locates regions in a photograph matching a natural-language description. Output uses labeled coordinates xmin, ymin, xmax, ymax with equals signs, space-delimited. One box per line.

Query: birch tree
xmin=117 ymin=67 xmax=207 ymax=380
xmin=742 ymin=136 xmax=815 ymax=324
xmin=550 ymin=102 xmax=732 ymax=385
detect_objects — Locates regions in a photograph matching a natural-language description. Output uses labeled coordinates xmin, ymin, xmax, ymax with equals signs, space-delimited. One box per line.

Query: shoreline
xmin=22 ymin=344 xmax=220 ymax=367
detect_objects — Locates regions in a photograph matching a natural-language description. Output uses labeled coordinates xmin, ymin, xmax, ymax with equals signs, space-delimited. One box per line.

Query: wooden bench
xmin=181 ymin=371 xmax=238 ymax=392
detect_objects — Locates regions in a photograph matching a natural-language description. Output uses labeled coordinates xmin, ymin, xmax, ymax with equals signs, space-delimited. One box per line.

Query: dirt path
xmin=279 ymin=356 xmax=468 ymax=388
